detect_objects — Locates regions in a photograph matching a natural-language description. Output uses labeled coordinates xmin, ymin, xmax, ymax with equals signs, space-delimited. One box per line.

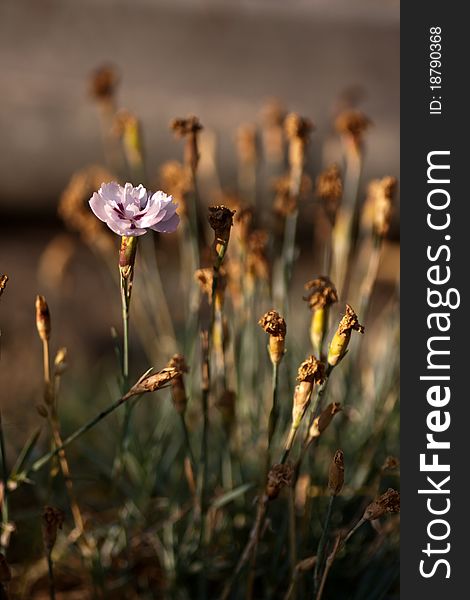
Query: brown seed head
xmin=308 ymin=402 xmax=342 ymax=441
xmin=170 ymin=115 xmax=203 ymax=138
xmin=273 ymin=174 xmax=312 ymax=216
xmin=258 ymin=310 xmax=286 ymax=339
xmin=89 ymin=64 xmax=119 ymax=102
xmin=284 ymin=113 xmax=314 ymax=143
xmin=303 ymin=276 xmax=338 ymax=311
xmin=338 ymin=304 xmax=365 ymax=336
xmin=246 ymin=230 xmax=270 ymax=283
xmin=42 ymin=506 xmax=65 ymax=551
xmin=297 ymin=356 xmax=325 ymax=384
xmin=381 ymin=456 xmax=400 ymax=471
xmin=0 ymin=275 xmax=8 ymax=299
xmin=234 ymin=206 xmax=254 ymax=246
xmin=124 ymin=366 xmax=183 ymax=399
xmin=370 ymin=176 xmax=397 ymax=238
xmin=316 ymin=164 xmax=343 ymax=203
xmin=363 ymin=488 xmax=400 ymax=521
xmin=266 ymin=463 xmax=294 ymax=500
xmin=335 ymin=109 xmax=371 ymax=150
xmin=328 ymin=449 xmax=345 ymax=496
xmin=208 ymin=205 xmax=236 ymax=253
xmin=259 ymin=310 xmax=287 ymax=365
xmin=167 ymin=354 xmax=189 ymax=414
xmin=261 ymin=98 xmax=287 ymax=128
xmin=35 ymin=295 xmax=51 ymax=342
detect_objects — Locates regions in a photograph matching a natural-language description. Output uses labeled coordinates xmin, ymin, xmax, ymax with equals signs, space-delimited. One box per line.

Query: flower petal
xmin=89 ymin=192 xmax=109 ymax=222
xmin=151 ymin=211 xmax=180 ymax=233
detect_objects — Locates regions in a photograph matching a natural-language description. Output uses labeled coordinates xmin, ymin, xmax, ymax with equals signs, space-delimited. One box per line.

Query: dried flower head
xmin=266 ymin=463 xmax=294 ymax=500
xmin=284 ymin=113 xmax=314 ymax=143
xmin=0 ymin=275 xmax=8 ymax=299
xmin=89 ymin=182 xmax=179 ymax=236
xmin=167 ymin=354 xmax=189 ymax=414
xmin=259 ymin=310 xmax=286 ymax=365
xmin=234 ymin=206 xmax=254 ymax=246
xmin=308 ymin=402 xmax=342 ymax=441
xmin=246 ymin=230 xmax=270 ymax=283
xmin=303 ymin=276 xmax=338 ymax=311
xmin=124 ymin=366 xmax=183 ymax=399
xmin=316 ymin=165 xmax=343 ymax=203
xmin=328 ymin=449 xmax=345 ymax=496
xmin=381 ymin=456 xmax=400 ymax=471
xmin=35 ymin=295 xmax=51 ymax=342
xmin=372 ymin=176 xmax=397 ymax=238
xmin=208 ymin=205 xmax=235 ymax=256
xmin=273 ymin=174 xmax=312 ymax=216
xmin=327 ymin=304 xmax=364 ymax=367
xmin=297 ymin=356 xmax=325 ymax=384
xmin=171 ymin=116 xmax=203 ymax=173
xmin=335 ymin=109 xmax=371 ymax=151
xmin=171 ymin=115 xmax=203 ymax=138
xmin=363 ymin=488 xmax=400 ymax=521
xmin=42 ymin=506 xmax=65 ymax=551
xmin=89 ymin=64 xmax=119 ymax=102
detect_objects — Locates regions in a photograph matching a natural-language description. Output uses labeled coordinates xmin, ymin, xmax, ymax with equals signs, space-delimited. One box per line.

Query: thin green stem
xmin=10 ymin=391 xmax=150 ymax=485
xmin=313 ymin=495 xmax=335 ymax=594
xmin=265 ymin=361 xmax=279 ymax=472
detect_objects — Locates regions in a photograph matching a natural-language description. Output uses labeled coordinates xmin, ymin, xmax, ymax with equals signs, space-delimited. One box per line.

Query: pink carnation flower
xmin=89 ymin=182 xmax=180 ymax=236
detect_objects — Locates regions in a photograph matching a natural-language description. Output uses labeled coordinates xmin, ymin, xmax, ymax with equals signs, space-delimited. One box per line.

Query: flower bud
xmin=328 ymin=449 xmax=345 ymax=496
xmin=363 ymin=488 xmax=400 ymax=521
xmin=258 ymin=310 xmax=287 ymax=365
xmin=208 ymin=205 xmax=235 ymax=259
xmin=308 ymin=402 xmax=342 ymax=442
xmin=167 ymin=354 xmax=189 ymax=414
xmin=266 ymin=463 xmax=294 ymax=500
xmin=35 ymin=295 xmax=51 ymax=342
xmin=327 ymin=304 xmax=364 ymax=368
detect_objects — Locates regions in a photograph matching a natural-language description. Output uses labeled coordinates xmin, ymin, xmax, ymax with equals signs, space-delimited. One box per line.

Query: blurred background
xmin=0 ymin=0 xmax=399 ymax=442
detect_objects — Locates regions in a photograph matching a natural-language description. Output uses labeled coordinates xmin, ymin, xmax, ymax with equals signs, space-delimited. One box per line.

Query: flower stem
xmin=265 ymin=361 xmax=279 ymax=473
xmin=313 ymin=495 xmax=335 ymax=594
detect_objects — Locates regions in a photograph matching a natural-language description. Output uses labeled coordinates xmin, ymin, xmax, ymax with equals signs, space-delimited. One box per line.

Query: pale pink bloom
xmin=89 ymin=182 xmax=179 ymax=236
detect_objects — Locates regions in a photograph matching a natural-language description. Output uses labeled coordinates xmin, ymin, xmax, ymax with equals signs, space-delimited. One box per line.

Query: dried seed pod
xmin=258 ymin=310 xmax=287 ymax=365
xmin=335 ymin=109 xmax=371 ymax=152
xmin=124 ymin=366 xmax=183 ymax=400
xmin=381 ymin=456 xmax=400 ymax=472
xmin=208 ymin=205 xmax=236 ymax=258
xmin=308 ymin=402 xmax=342 ymax=442
xmin=266 ymin=463 xmax=294 ymax=500
xmin=167 ymin=354 xmax=189 ymax=414
xmin=261 ymin=98 xmax=286 ymax=163
xmin=89 ymin=64 xmax=119 ymax=103
xmin=0 ymin=275 xmax=8 ymax=299
xmin=237 ymin=123 xmax=258 ymax=165
xmin=170 ymin=115 xmax=203 ymax=173
xmin=363 ymin=488 xmax=400 ymax=521
xmin=372 ymin=176 xmax=397 ymax=238
xmin=284 ymin=113 xmax=314 ymax=171
xmin=316 ymin=164 xmax=343 ymax=204
xmin=292 ymin=356 xmax=325 ymax=426
xmin=303 ymin=276 xmax=338 ymax=312
xmin=327 ymin=304 xmax=364 ymax=368
xmin=158 ymin=160 xmax=191 ymax=217
xmin=328 ymin=449 xmax=345 ymax=496
xmin=35 ymin=295 xmax=51 ymax=342
xmin=42 ymin=506 xmax=65 ymax=551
